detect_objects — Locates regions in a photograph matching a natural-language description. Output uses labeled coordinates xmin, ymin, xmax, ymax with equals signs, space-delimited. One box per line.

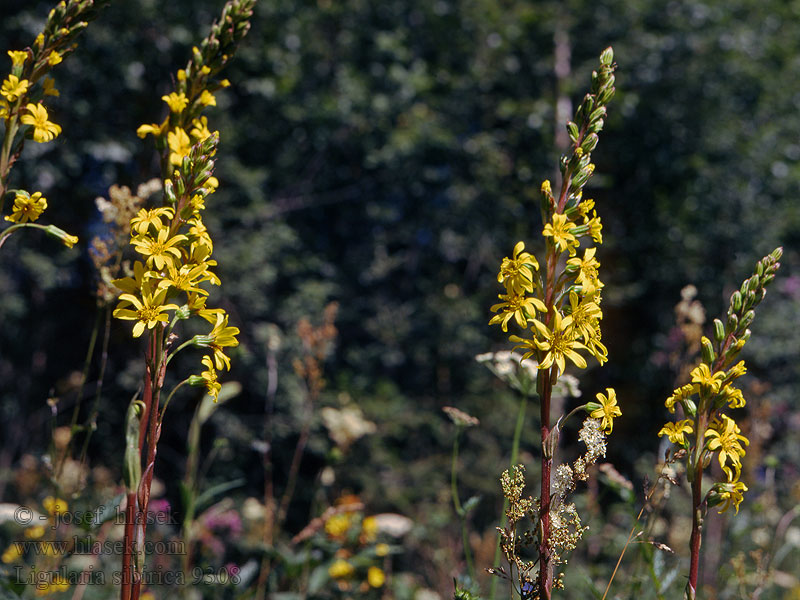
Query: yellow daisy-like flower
xmin=113 ymin=286 xmax=179 ymax=338
xmin=565 ymin=290 xmax=602 ymax=343
xmin=705 ymin=414 xmax=749 ymax=481
xmin=664 ymin=383 xmax=696 ymax=413
xmin=726 ymin=360 xmax=747 ymax=381
xmin=8 ymin=50 xmax=27 ymax=67
xmin=585 ymin=213 xmax=603 ymax=244
xmin=497 ymin=241 xmax=539 ymax=295
xmin=130 ymin=206 xmax=175 ymax=236
xmin=361 ymin=516 xmax=378 ymax=542
xmin=715 ymin=480 xmax=748 ymax=514
xmin=207 ymin=312 xmax=240 ymax=370
xmin=690 ymin=363 xmax=726 ymax=395
xmin=719 ymin=384 xmax=745 ymax=409
xmin=4 ymin=191 xmax=47 ymax=223
xmin=367 ymin=566 xmax=386 ymax=588
xmin=199 ymin=355 xmax=221 ymax=401
xmin=162 ymin=92 xmax=189 ymax=113
xmin=589 ymin=388 xmax=621 ymax=434
xmin=522 ymin=309 xmax=588 ymax=373
xmin=137 ymin=119 xmax=168 ymax=138
xmin=159 ymin=262 xmax=212 ymax=295
xmin=658 ymin=419 xmax=694 ymax=445
xmin=47 ymin=51 xmax=62 ymax=66
xmin=131 ymin=228 xmax=187 ymax=271
xmin=542 ymin=213 xmax=579 ymax=255
xmin=1 ymin=74 xmax=29 ymax=101
xmin=167 ymin=127 xmax=192 ymax=166
xmin=20 ymin=103 xmax=62 ymax=142
xmin=328 ymin=559 xmax=355 ymax=580
xmin=489 ymin=292 xmax=546 ymax=332
xmin=567 ymin=246 xmax=602 ymax=290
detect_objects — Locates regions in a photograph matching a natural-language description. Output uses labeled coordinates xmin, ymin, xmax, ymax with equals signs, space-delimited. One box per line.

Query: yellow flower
xmin=325 ymin=513 xmax=351 ymax=538
xmin=664 ymin=383 xmax=696 ymax=413
xmin=565 ymin=290 xmax=602 ymax=343
xmin=167 ymin=127 xmax=192 ymax=166
xmin=589 ymin=388 xmax=621 ymax=434
xmin=206 ymin=312 xmax=240 ymax=370
xmin=0 ymin=99 xmax=8 ymax=120
xmin=113 ymin=285 xmax=179 ymax=337
xmin=719 ymin=384 xmax=745 ymax=409
xmin=361 ymin=516 xmax=378 ymax=542
xmin=1 ymin=543 xmax=22 ymax=564
xmin=159 ymin=262 xmax=212 ymax=295
xmin=43 ymin=496 xmax=68 ymax=515
xmin=705 ymin=414 xmax=749 ymax=481
xmin=162 ymin=92 xmax=189 ymax=113
xmin=525 ymin=309 xmax=588 ymax=373
xmin=726 ymin=360 xmax=747 ymax=381
xmin=715 ymin=480 xmax=748 ymax=514
xmin=489 ymin=292 xmax=546 ymax=332
xmin=137 ymin=119 xmax=168 ymax=138
xmin=658 ymin=419 xmax=694 ymax=445
xmin=130 ymin=206 xmax=175 ymax=236
xmin=497 ymin=241 xmax=539 ymax=295
xmin=7 ymin=50 xmax=27 ymax=67
xmin=367 ymin=566 xmax=385 ymax=588
xmin=567 ymin=247 xmax=602 ymax=291
xmin=190 ymin=116 xmax=213 ymax=141
xmin=542 ymin=213 xmax=579 ymax=255
xmin=375 ymin=543 xmax=390 ymax=557
xmin=199 ymin=355 xmax=220 ymax=401
xmin=199 ymin=89 xmax=217 ymax=106
xmin=177 ymin=69 xmax=187 ymax=81
xmin=47 ymin=51 xmax=62 ymax=66
xmin=4 ymin=191 xmax=47 ymax=223
xmin=42 ymin=77 xmax=59 ymax=97
xmin=21 ymin=103 xmax=62 ymax=142
xmin=690 ymin=363 xmax=725 ymax=395
xmin=131 ymin=228 xmax=187 ymax=271
xmin=24 ymin=525 xmax=45 ymax=539
xmin=585 ymin=212 xmax=603 ymax=244
xmin=34 ymin=575 xmax=69 ymax=596
xmin=328 ymin=559 xmax=355 ymax=580
xmin=1 ymin=74 xmax=30 ymax=101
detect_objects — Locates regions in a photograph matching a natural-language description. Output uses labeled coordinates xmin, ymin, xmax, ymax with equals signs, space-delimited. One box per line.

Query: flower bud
xmin=701 ymin=337 xmax=715 ymax=364
xmin=713 ymin=319 xmax=726 ymax=342
xmin=739 ymin=310 xmax=755 ymax=330
xmin=726 ymin=312 xmax=738 ymax=332
xmin=730 ymin=290 xmax=743 ymax=312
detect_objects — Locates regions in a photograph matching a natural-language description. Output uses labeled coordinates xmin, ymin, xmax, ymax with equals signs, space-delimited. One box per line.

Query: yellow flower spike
xmin=8 ymin=50 xmax=27 ymax=67
xmin=1 ymin=74 xmax=30 ymax=102
xmin=4 ymin=191 xmax=47 ymax=223
xmin=489 ymin=292 xmax=546 ymax=332
xmin=167 ymin=127 xmax=192 ymax=166
xmin=542 ymin=212 xmax=579 ymax=256
xmin=367 ymin=566 xmax=386 ymax=588
xmin=21 ymin=103 xmax=62 ymax=142
xmin=705 ymin=414 xmax=748 ymax=480
xmin=113 ymin=286 xmax=179 ymax=338
xmin=589 ymin=388 xmax=621 ymax=434
xmin=161 ymin=91 xmax=189 ymax=113
xmin=658 ymin=419 xmax=693 ymax=445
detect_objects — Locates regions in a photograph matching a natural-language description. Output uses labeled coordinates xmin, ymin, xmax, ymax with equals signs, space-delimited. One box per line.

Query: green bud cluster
xmin=715 ymin=247 xmax=782 ymax=367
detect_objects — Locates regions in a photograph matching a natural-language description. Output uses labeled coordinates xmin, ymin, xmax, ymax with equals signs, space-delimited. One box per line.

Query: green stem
xmin=451 ymin=426 xmax=475 ymax=581
xmin=490 ymin=395 xmax=528 ymax=600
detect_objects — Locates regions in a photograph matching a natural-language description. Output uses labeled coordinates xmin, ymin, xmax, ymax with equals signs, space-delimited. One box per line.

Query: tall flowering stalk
xmin=0 ymin=0 xmax=111 ymax=249
xmin=487 ymin=48 xmax=618 ymax=600
xmin=113 ymin=2 xmax=254 ymax=598
xmin=657 ymin=248 xmax=782 ymax=600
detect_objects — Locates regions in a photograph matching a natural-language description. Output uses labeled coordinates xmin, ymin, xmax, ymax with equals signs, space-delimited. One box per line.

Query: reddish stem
xmin=687 ymin=467 xmax=703 ymax=599
xmin=538 ymin=369 xmax=554 ymax=599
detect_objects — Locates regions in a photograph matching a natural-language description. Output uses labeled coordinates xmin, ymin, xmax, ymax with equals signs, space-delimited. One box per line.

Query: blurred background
xmin=0 ymin=0 xmax=798 ymax=598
